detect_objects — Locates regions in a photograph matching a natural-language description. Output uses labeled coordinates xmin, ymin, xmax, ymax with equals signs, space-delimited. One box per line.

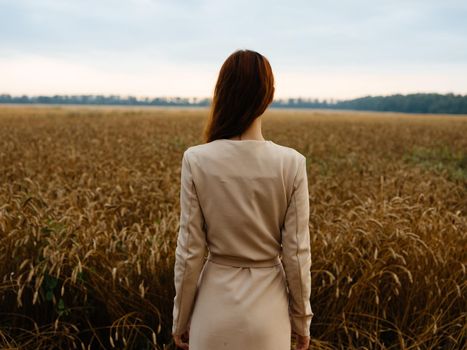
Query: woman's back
xmin=172 ymin=138 xmax=314 ymax=349
xmin=188 ymin=139 xmax=303 ymax=260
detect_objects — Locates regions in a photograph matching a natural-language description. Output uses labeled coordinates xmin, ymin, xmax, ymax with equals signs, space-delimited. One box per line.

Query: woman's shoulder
xmin=184 ymin=140 xmax=303 ymax=160
xmin=269 ymin=141 xmax=305 ymax=161
xmin=183 ymin=141 xmax=304 ymax=175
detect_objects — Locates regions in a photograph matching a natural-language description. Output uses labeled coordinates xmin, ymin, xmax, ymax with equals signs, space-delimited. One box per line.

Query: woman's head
xmin=203 ymin=49 xmax=275 ymax=143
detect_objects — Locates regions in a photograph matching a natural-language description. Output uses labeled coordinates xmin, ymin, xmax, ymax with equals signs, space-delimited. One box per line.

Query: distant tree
xmin=1 ymin=93 xmax=466 ymax=114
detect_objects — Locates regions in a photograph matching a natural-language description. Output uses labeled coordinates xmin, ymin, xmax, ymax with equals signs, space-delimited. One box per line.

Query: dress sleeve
xmin=280 ymin=155 xmax=314 ymax=337
xmin=172 ymin=150 xmax=208 ymax=336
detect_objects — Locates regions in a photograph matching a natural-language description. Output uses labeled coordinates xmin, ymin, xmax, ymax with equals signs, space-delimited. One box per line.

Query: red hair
xmin=203 ymin=49 xmax=275 ymax=143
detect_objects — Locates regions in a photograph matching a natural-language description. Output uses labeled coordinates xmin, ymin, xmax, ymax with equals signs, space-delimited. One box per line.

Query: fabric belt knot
xmin=206 ymin=252 xmax=282 ymax=268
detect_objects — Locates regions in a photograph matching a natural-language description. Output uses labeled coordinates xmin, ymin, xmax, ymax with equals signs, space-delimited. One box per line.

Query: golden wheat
xmin=0 ymin=105 xmax=466 ymax=349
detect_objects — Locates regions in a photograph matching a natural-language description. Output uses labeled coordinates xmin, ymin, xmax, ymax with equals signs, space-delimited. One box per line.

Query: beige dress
xmin=172 ymin=139 xmax=314 ymax=349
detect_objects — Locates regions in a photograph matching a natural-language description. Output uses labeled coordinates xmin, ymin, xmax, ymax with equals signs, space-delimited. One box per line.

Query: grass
xmin=404 ymin=145 xmax=467 ymax=181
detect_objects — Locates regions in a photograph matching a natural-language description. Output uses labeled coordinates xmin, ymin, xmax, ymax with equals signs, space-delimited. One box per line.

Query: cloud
xmin=0 ymin=0 xmax=466 ymax=96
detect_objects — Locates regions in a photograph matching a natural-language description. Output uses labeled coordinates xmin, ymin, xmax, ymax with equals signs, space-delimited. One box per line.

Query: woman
xmin=172 ymin=49 xmax=313 ymax=350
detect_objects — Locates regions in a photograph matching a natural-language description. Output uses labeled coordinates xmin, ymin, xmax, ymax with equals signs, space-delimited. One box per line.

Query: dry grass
xmin=0 ymin=105 xmax=466 ymax=349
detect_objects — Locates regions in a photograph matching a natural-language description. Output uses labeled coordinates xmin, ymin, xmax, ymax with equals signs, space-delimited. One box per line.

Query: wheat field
xmin=0 ymin=105 xmax=466 ymax=349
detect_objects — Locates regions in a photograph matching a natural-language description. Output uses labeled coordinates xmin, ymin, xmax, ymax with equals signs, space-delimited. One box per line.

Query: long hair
xmin=203 ymin=49 xmax=275 ymax=143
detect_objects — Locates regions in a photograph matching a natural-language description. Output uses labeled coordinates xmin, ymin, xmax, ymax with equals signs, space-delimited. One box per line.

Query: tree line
xmin=1 ymin=93 xmax=466 ymax=114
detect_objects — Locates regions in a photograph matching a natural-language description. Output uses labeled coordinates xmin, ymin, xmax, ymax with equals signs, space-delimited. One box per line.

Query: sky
xmin=0 ymin=0 xmax=466 ymax=100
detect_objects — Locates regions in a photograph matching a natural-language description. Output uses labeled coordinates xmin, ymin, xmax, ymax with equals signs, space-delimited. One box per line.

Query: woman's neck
xmin=230 ymin=116 xmax=264 ymax=140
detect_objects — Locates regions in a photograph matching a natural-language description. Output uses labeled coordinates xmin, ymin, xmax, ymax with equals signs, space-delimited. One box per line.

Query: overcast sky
xmin=1 ymin=0 xmax=466 ymax=99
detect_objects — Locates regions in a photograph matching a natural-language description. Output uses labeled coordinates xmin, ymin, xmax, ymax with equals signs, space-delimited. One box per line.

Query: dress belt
xmin=206 ymin=252 xmax=282 ymax=268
